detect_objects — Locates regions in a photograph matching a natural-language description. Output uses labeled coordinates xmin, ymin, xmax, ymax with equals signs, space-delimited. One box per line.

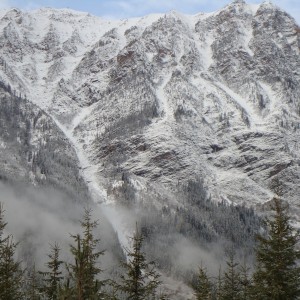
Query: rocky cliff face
xmin=0 ymin=81 xmax=89 ymax=201
xmin=0 ymin=0 xmax=299 ymax=253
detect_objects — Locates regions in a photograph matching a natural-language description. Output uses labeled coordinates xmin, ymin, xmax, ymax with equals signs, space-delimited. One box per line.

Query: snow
xmin=0 ymin=140 xmax=6 ymax=149
xmin=197 ymin=33 xmax=215 ymax=70
xmin=248 ymin=3 xmax=260 ymax=14
xmin=214 ymin=81 xmax=265 ymax=129
xmin=258 ymin=81 xmax=281 ymax=118
xmin=99 ymin=203 xmax=134 ymax=251
xmin=155 ymin=72 xmax=173 ymax=122
xmin=71 ymin=102 xmax=97 ymax=130
xmin=52 ymin=115 xmax=108 ymax=204
xmin=0 ymin=9 xmax=9 ymax=20
xmin=135 ymin=13 xmax=162 ymax=29
xmin=242 ymin=22 xmax=254 ymax=56
xmin=1 ymin=0 xmax=300 ymax=254
xmin=1 ymin=4 xmax=300 ymax=293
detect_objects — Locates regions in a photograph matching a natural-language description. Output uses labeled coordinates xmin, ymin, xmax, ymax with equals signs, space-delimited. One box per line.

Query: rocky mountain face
xmin=0 ymin=0 xmax=300 ymax=287
xmin=0 ymin=81 xmax=89 ymax=201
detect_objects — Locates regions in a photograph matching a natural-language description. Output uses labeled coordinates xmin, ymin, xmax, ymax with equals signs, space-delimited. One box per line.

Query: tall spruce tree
xmin=0 ymin=203 xmax=24 ymax=300
xmin=117 ymin=226 xmax=161 ymax=300
xmin=39 ymin=243 xmax=64 ymax=300
xmin=220 ymin=249 xmax=241 ymax=300
xmin=238 ymin=261 xmax=251 ymax=300
xmin=59 ymin=277 xmax=73 ymax=300
xmin=67 ymin=208 xmax=105 ymax=299
xmin=26 ymin=264 xmax=42 ymax=300
xmin=252 ymin=196 xmax=300 ymax=300
xmin=193 ymin=265 xmax=212 ymax=300
xmin=215 ymin=267 xmax=223 ymax=300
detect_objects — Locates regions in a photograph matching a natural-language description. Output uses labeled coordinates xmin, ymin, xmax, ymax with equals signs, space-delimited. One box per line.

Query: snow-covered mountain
xmin=0 ymin=0 xmax=300 ymax=274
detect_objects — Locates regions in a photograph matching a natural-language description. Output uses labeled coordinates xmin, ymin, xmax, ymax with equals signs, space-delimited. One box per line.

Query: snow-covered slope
xmin=1 ymin=1 xmax=300 ymax=209
xmin=0 ymin=82 xmax=89 ymax=200
xmin=1 ymin=0 xmax=300 ymax=241
xmin=2 ymin=1 xmax=300 ymax=295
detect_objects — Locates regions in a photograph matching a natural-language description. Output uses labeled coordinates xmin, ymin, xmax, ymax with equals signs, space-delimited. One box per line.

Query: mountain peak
xmin=232 ymin=0 xmax=246 ymax=4
xmin=262 ymin=0 xmax=273 ymax=4
xmin=260 ymin=0 xmax=279 ymax=9
xmin=0 ymin=0 xmax=299 ymax=227
xmin=1 ymin=7 xmax=21 ymax=20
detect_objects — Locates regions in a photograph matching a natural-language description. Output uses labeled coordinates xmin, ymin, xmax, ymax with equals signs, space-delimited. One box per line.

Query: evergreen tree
xmin=40 ymin=243 xmax=64 ymax=300
xmin=58 ymin=277 xmax=73 ymax=300
xmin=193 ymin=265 xmax=212 ymax=300
xmin=215 ymin=267 xmax=223 ymax=300
xmin=220 ymin=250 xmax=241 ymax=300
xmin=117 ymin=226 xmax=161 ymax=300
xmin=67 ymin=208 xmax=105 ymax=299
xmin=0 ymin=203 xmax=24 ymax=300
xmin=0 ymin=203 xmax=7 ymax=245
xmin=67 ymin=234 xmax=86 ymax=300
xmin=26 ymin=264 xmax=42 ymax=300
xmin=81 ymin=208 xmax=105 ymax=297
xmin=238 ymin=261 xmax=251 ymax=300
xmin=252 ymin=196 xmax=300 ymax=300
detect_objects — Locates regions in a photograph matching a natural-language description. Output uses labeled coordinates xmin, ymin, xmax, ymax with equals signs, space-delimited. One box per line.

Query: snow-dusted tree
xmin=39 ymin=243 xmax=64 ymax=300
xmin=252 ymin=197 xmax=300 ymax=299
xmin=117 ymin=226 xmax=161 ymax=300
xmin=0 ymin=203 xmax=24 ymax=300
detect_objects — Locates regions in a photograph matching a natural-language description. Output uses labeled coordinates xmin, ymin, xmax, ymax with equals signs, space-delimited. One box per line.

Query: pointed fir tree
xmin=0 ymin=203 xmax=24 ymax=300
xmin=215 ymin=267 xmax=223 ymax=300
xmin=59 ymin=277 xmax=73 ymax=300
xmin=117 ymin=225 xmax=161 ymax=300
xmin=252 ymin=196 xmax=300 ymax=300
xmin=39 ymin=243 xmax=64 ymax=300
xmin=238 ymin=261 xmax=252 ymax=300
xmin=67 ymin=208 xmax=105 ymax=299
xmin=67 ymin=234 xmax=85 ymax=300
xmin=193 ymin=265 xmax=212 ymax=300
xmin=26 ymin=264 xmax=42 ymax=300
xmin=81 ymin=208 xmax=105 ymax=297
xmin=220 ymin=249 xmax=241 ymax=300
xmin=0 ymin=203 xmax=7 ymax=245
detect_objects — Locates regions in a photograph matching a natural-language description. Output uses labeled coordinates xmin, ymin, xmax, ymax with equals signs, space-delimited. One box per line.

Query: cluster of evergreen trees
xmin=1 ymin=191 xmax=300 ymax=299
xmin=118 ymin=177 xmax=261 ymax=279
xmin=0 ymin=81 xmax=89 ymax=201
xmin=193 ymin=196 xmax=300 ymax=300
xmin=0 ymin=206 xmax=162 ymax=299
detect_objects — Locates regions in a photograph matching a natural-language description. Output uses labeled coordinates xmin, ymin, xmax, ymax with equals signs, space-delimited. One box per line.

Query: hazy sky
xmin=0 ymin=0 xmax=299 ymax=24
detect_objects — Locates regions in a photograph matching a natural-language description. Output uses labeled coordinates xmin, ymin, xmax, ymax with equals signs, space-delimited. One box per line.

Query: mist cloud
xmin=0 ymin=182 xmax=120 ymax=270
xmin=0 ymin=183 xmax=83 ymax=265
